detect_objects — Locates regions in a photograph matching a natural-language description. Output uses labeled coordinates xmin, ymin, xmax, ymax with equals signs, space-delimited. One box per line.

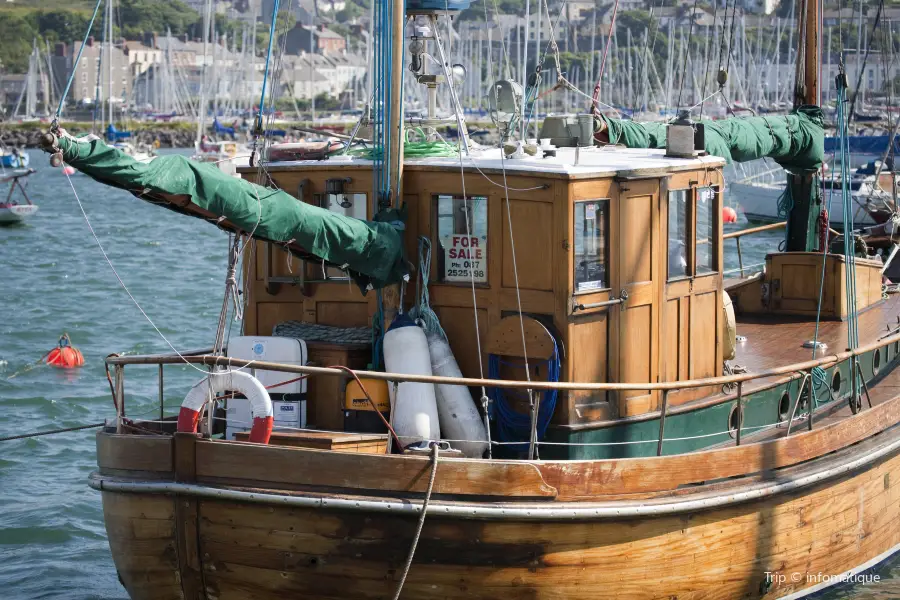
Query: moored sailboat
xmin=38 ymin=0 xmax=900 ymax=599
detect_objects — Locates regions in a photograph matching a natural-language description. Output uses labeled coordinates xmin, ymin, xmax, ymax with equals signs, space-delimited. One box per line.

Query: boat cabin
xmin=237 ymin=147 xmax=728 ymax=438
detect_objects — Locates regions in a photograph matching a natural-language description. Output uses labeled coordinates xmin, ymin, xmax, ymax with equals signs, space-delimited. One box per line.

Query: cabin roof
xmin=249 ymin=146 xmax=726 ymax=180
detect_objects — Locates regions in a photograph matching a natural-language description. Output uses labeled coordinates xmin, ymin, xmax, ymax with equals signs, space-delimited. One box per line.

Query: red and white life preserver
xmin=176 ymin=371 xmax=273 ymax=443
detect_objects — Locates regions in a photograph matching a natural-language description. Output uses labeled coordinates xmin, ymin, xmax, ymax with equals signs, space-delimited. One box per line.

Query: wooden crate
xmin=234 ymin=430 xmax=388 ymax=454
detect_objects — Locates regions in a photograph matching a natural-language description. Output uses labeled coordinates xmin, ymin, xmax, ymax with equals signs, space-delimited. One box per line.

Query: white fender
xmin=427 ymin=333 xmax=488 ymax=458
xmin=177 ymin=370 xmax=273 ymax=444
xmin=383 ymin=315 xmax=440 ymax=444
xmin=723 ymin=290 xmax=737 ymax=361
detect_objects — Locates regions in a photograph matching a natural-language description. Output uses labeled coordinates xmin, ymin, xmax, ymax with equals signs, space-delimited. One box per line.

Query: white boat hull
xmin=730 ymin=181 xmax=879 ymax=228
xmin=0 ymin=204 xmax=38 ymax=224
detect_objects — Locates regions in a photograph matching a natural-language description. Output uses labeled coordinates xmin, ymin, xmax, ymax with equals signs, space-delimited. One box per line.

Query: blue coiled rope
xmin=488 ymin=337 xmax=560 ymax=451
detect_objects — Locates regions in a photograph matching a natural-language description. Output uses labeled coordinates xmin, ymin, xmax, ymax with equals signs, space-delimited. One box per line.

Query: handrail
xmin=725 ymin=221 xmax=785 ymax=278
xmin=723 ymin=221 xmax=786 ymax=240
xmin=105 ymin=327 xmax=900 ymax=393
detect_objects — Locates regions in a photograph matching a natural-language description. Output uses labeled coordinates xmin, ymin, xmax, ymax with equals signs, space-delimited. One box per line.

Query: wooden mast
xmin=803 ymin=0 xmax=820 ymax=106
xmin=784 ymin=0 xmax=820 ymax=253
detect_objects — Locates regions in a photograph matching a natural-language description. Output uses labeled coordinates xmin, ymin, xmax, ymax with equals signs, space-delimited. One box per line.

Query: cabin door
xmin=615 ymin=180 xmax=660 ymax=417
xmin=661 ymin=184 xmax=723 ymax=402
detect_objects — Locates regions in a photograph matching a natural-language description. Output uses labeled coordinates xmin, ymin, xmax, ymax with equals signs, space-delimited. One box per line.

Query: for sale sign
xmin=443 ymin=234 xmax=487 ymax=282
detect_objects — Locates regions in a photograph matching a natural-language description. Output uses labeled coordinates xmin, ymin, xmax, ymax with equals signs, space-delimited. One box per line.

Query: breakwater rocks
xmin=0 ymin=125 xmax=197 ymax=149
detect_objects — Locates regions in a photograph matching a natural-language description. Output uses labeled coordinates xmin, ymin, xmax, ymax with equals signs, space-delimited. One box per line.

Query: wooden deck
xmin=733 ymin=290 xmax=900 ymax=375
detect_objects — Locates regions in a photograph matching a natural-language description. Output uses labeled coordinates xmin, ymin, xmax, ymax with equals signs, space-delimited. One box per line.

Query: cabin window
xmin=695 ymin=187 xmax=716 ymax=275
xmin=435 ymin=194 xmax=488 ymax=283
xmin=574 ymin=199 xmax=609 ymax=293
xmin=667 ymin=189 xmax=690 ymax=280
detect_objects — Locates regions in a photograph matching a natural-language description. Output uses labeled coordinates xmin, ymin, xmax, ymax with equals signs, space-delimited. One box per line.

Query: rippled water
xmin=0 ymin=153 xmax=896 ymax=599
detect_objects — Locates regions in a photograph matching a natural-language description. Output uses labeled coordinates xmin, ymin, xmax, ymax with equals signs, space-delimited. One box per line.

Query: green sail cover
xmin=54 ymin=133 xmax=407 ymax=290
xmin=597 ymin=106 xmax=825 ymax=172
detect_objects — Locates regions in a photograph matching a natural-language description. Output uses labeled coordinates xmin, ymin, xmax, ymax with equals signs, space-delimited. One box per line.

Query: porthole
xmin=778 ymin=391 xmax=791 ymax=422
xmin=728 ymin=404 xmax=742 ymax=439
xmin=832 ymin=369 xmax=842 ymax=395
xmin=873 ymin=349 xmax=882 ymax=376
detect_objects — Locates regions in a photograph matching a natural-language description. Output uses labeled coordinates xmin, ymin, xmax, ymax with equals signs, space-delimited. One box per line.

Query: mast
xmin=196 ymin=0 xmax=212 ymax=144
xmin=107 ymin=0 xmax=114 ymax=129
xmin=783 ymin=0 xmax=819 ymax=253
xmin=387 ymin=0 xmax=404 ymax=202
xmin=382 ymin=0 xmax=406 ymax=326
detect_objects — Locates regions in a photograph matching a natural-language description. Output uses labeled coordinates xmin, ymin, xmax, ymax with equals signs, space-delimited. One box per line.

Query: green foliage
xmin=118 ymin=0 xmax=200 ymax=39
xmin=0 ymin=0 xmax=259 ymax=74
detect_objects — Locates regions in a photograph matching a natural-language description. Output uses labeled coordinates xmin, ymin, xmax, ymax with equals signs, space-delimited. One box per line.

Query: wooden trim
xmin=173 ymin=433 xmax=205 ymax=599
xmin=539 ymin=389 xmax=900 ymax=499
xmin=97 ymin=432 xmax=173 ymax=474
xmin=194 ymin=440 xmax=558 ymax=498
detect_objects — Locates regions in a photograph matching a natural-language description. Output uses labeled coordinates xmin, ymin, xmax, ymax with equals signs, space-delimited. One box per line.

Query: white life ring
xmin=177 ymin=370 xmax=273 ymax=444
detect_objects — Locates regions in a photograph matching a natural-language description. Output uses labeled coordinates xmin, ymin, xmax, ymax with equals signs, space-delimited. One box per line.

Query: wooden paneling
xmin=559 ymin=312 xmax=611 ymax=425
xmin=690 ymin=290 xmax=718 ymax=379
xmin=619 ymin=194 xmax=653 ymax=283
xmin=502 ymin=199 xmax=554 ymax=291
xmin=315 ymin=302 xmax=370 ymax=327
xmin=194 ymin=440 xmax=558 ymax=497
xmin=432 ymin=305 xmax=489 ymax=380
xmin=102 ymin=492 xmax=181 ymax=600
xmin=764 ymin=253 xmax=883 ymax=320
xmin=662 ymin=297 xmax=683 ymax=382
xmin=115 ymin=439 xmax=900 ymax=599
xmin=255 ymin=302 xmax=305 ymax=336
xmin=616 ymin=187 xmax=658 ymax=415
xmin=97 ymin=433 xmax=173 ymax=474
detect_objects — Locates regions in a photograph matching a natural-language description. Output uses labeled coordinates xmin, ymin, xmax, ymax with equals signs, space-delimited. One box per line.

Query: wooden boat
xmin=43 ymin=1 xmax=900 ymax=598
xmin=0 ymin=168 xmax=38 ymax=225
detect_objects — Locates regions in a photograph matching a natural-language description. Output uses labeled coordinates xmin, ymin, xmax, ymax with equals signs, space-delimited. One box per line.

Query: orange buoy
xmin=722 ymin=206 xmax=738 ymax=224
xmin=45 ymin=333 xmax=85 ymax=369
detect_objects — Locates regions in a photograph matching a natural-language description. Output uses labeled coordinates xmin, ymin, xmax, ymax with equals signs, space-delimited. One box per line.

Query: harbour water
xmin=0 ymin=152 xmax=897 ymax=599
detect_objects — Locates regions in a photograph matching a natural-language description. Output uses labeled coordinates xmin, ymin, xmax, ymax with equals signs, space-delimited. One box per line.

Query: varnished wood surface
xmin=233 ymin=430 xmax=389 ymax=453
xmin=733 ymin=292 xmax=900 ymax=377
xmin=102 ymin=429 xmax=900 ymax=599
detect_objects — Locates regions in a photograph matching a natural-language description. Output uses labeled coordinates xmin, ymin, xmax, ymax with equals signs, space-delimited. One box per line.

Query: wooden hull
xmin=94 ymin=404 xmax=900 ymax=599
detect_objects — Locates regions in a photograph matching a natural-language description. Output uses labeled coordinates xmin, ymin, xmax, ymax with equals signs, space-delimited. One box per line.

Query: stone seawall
xmin=0 ymin=125 xmax=197 ymax=149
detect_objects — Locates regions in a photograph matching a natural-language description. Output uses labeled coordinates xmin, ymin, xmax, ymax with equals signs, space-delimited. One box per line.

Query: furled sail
xmin=595 ymin=106 xmax=825 ymax=172
xmin=45 ymin=132 xmax=407 ymax=290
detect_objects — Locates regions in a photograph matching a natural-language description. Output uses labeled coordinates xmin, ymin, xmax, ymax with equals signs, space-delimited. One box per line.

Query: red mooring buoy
xmin=45 ymin=333 xmax=85 ymax=369
xmin=722 ymin=206 xmax=738 ymax=224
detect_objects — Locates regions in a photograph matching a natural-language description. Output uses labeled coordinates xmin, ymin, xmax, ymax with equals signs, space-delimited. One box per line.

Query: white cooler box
xmin=225 ymin=336 xmax=307 ymax=440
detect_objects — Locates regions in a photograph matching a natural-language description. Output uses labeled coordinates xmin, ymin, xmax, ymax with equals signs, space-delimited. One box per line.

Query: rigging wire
xmin=675 ymin=0 xmax=700 ymax=111
xmin=590 ymin=0 xmax=619 ymax=114
xmin=60 ymin=169 xmax=235 ymax=375
xmin=847 ymin=0 xmax=886 ymax=125
xmin=55 ymin=0 xmax=104 ymax=124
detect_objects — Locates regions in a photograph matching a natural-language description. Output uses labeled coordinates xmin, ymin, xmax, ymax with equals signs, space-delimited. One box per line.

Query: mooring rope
xmin=0 ymin=422 xmax=105 ymax=442
xmin=391 ymin=442 xmax=439 ymax=600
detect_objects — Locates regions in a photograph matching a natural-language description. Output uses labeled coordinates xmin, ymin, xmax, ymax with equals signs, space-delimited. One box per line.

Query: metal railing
xmin=723 ymin=221 xmax=786 ymax=278
xmin=104 ymin=325 xmax=900 ymax=453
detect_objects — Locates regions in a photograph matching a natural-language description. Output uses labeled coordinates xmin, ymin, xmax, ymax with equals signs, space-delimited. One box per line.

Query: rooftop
xmin=252 ymin=145 xmax=726 ymax=179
